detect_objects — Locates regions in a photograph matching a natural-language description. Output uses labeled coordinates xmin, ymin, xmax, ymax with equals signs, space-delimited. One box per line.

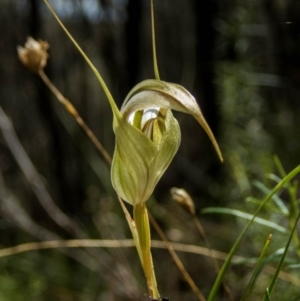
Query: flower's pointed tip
xmin=208 ymin=133 xmax=224 ymax=163
xmin=216 ymin=146 xmax=224 ymax=163
xmin=195 ymin=114 xmax=224 ymax=163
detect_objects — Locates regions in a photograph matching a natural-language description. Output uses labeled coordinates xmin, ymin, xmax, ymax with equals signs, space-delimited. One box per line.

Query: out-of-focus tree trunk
xmin=125 ymin=0 xmax=142 ymax=90
xmin=263 ymin=0 xmax=300 ymax=165
xmin=193 ymin=0 xmax=219 ymax=137
xmin=264 ymin=0 xmax=300 ymax=110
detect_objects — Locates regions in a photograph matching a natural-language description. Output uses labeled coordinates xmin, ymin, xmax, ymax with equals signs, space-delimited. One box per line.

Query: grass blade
xmin=202 ymin=207 xmax=288 ymax=233
xmin=241 ymin=234 xmax=272 ymax=301
xmin=253 ymin=181 xmax=289 ymax=216
xmin=262 ymin=211 xmax=300 ymax=301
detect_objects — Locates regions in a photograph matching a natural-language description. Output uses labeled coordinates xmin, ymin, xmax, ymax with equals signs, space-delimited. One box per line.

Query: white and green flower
xmin=111 ymin=79 xmax=223 ymax=205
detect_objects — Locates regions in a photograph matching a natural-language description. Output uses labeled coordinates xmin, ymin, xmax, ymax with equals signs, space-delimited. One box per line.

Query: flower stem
xmin=151 ymin=0 xmax=160 ymax=80
xmin=134 ymin=202 xmax=159 ymax=299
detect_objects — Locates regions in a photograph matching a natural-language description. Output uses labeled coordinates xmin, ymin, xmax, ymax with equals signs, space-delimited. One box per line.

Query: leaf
xmin=202 ymin=207 xmax=288 ymax=233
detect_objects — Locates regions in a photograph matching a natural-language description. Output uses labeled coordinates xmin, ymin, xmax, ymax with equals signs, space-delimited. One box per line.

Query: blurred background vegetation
xmin=0 ymin=0 xmax=299 ymax=300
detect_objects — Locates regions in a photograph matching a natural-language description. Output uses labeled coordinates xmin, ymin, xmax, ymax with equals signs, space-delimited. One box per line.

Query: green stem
xmin=43 ymin=0 xmax=121 ymax=119
xmin=262 ymin=211 xmax=300 ymax=301
xmin=151 ymin=0 xmax=160 ymax=80
xmin=241 ymin=234 xmax=272 ymax=301
xmin=274 ymin=156 xmax=300 ymax=256
xmin=134 ymin=203 xmax=159 ymax=299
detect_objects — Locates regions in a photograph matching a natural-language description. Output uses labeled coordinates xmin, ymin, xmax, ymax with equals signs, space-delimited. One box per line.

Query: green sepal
xmin=111 ymin=114 xmax=156 ymax=205
xmin=111 ymin=110 xmax=180 ymax=205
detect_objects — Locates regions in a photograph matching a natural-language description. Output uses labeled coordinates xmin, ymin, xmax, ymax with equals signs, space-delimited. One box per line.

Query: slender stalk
xmin=118 ymin=198 xmax=143 ymax=265
xmin=1 ymin=238 xmax=300 ymax=286
xmin=274 ymin=156 xmax=300 ymax=255
xmin=43 ymin=0 xmax=121 ymax=119
xmin=134 ymin=203 xmax=159 ymax=299
xmin=38 ymin=70 xmax=112 ymax=165
xmin=241 ymin=234 xmax=272 ymax=301
xmin=263 ymin=211 xmax=300 ymax=301
xmin=151 ymin=0 xmax=160 ymax=80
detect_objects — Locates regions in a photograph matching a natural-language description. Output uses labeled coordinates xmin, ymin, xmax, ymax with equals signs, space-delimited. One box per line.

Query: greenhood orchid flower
xmin=41 ymin=0 xmax=223 ymax=208
xmin=41 ymin=1 xmax=223 ymax=297
xmin=111 ymin=79 xmax=223 ymax=206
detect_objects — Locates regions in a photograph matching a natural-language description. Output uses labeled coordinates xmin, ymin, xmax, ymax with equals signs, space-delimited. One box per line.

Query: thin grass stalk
xmin=118 ymin=199 xmax=143 ymax=263
xmin=241 ymin=234 xmax=272 ymax=301
xmin=264 ymin=288 xmax=271 ymax=301
xmin=262 ymin=211 xmax=300 ymax=301
xmin=274 ymin=156 xmax=300 ymax=256
xmin=1 ymin=239 xmax=300 ymax=287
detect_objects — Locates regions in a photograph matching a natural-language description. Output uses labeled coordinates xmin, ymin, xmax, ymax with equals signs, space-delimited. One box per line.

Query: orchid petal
xmin=111 ymin=114 xmax=156 ymax=205
xmin=122 ymin=79 xmax=223 ymax=162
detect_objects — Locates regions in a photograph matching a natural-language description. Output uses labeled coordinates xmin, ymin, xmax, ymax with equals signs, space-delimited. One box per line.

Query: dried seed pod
xmin=17 ymin=37 xmax=49 ymax=73
xmin=170 ymin=187 xmax=196 ymax=216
